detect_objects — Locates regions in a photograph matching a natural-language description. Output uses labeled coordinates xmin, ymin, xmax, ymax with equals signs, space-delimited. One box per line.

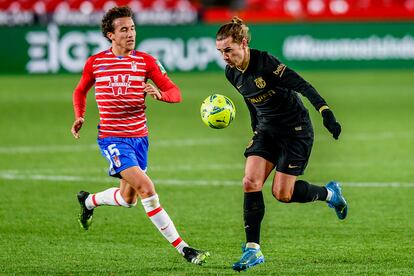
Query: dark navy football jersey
xmin=225 ymin=49 xmax=327 ymax=132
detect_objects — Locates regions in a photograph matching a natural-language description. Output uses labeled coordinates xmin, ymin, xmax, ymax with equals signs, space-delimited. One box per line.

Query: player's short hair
xmin=216 ymin=16 xmax=251 ymax=44
xmin=101 ymin=6 xmax=133 ymax=42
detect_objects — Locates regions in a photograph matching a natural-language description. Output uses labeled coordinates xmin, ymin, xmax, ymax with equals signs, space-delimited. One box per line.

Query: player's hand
xmin=71 ymin=117 xmax=84 ymax=139
xmin=321 ymin=109 xmax=341 ymax=140
xmin=144 ymin=83 xmax=162 ymax=100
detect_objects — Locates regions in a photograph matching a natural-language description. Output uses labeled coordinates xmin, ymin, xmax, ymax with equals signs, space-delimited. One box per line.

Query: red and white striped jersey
xmin=73 ymin=49 xmax=181 ymax=138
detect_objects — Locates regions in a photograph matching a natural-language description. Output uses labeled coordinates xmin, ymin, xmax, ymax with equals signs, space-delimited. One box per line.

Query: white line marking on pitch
xmin=0 ymin=172 xmax=413 ymax=188
xmin=0 ymin=138 xmax=239 ymax=154
xmin=1 ymin=131 xmax=413 ymax=154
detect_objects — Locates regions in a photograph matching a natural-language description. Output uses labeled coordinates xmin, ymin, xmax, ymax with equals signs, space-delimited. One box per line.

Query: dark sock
xmin=244 ymin=191 xmax=265 ymax=244
xmin=290 ymin=180 xmax=328 ymax=203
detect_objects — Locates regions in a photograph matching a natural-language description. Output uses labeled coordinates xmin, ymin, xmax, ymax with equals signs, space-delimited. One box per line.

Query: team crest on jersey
xmin=254 ymin=77 xmax=266 ymax=89
xmin=131 ymin=61 xmax=138 ymax=72
xmin=109 ymin=74 xmax=130 ymax=96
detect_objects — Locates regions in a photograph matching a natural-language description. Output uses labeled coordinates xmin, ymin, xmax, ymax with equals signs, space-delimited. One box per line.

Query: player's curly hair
xmin=216 ymin=16 xmax=250 ymax=44
xmin=101 ymin=6 xmax=133 ymax=42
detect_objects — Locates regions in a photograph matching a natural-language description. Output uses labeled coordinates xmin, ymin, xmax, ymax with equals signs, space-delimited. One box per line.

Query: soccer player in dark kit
xmin=215 ymin=17 xmax=348 ymax=272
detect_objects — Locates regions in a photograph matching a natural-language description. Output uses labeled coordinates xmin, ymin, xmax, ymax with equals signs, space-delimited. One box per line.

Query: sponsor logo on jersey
xmin=254 ymin=77 xmax=266 ymax=89
xmin=247 ymin=90 xmax=277 ymax=104
xmin=109 ymin=74 xmax=131 ymax=96
xmin=273 ymin=64 xmax=286 ymax=77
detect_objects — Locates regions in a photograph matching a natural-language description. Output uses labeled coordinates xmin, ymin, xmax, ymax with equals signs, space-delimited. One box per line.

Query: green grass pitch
xmin=0 ymin=70 xmax=413 ymax=274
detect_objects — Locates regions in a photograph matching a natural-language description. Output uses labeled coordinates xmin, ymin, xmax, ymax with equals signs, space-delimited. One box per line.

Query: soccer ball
xmin=200 ymin=94 xmax=236 ymax=129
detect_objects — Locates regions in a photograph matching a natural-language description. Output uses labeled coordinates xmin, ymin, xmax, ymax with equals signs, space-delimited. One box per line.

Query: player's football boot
xmin=325 ymin=181 xmax=348 ymax=220
xmin=77 ymin=191 xmax=94 ymax=230
xmin=232 ymin=244 xmax=265 ymax=272
xmin=183 ymin=247 xmax=210 ymax=265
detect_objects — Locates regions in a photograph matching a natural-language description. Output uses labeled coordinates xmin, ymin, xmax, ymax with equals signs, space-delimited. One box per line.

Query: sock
xmin=141 ymin=194 xmax=188 ymax=255
xmin=85 ymin=187 xmax=134 ymax=209
xmin=246 ymin=242 xmax=260 ymax=249
xmin=244 ymin=191 xmax=265 ymax=245
xmin=290 ymin=180 xmax=328 ymax=203
xmin=326 ymin=188 xmax=333 ymax=201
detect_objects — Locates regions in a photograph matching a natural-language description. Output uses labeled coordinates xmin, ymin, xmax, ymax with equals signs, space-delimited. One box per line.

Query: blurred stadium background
xmin=0 ymin=0 xmax=413 ymax=274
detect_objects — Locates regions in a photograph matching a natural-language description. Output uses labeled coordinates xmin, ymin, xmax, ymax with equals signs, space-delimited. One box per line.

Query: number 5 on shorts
xmin=103 ymin=144 xmax=121 ymax=173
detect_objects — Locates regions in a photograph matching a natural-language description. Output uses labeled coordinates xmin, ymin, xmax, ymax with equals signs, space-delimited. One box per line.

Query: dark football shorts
xmin=244 ymin=125 xmax=314 ymax=176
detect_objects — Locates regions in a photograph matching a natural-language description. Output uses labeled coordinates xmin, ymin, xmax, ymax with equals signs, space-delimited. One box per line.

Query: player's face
xmin=216 ymin=36 xmax=248 ymax=68
xmin=107 ymin=17 xmax=136 ymax=55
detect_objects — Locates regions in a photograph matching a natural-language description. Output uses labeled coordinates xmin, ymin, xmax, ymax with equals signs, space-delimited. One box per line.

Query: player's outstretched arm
xmin=320 ymin=107 xmax=341 ymax=140
xmin=71 ymin=117 xmax=84 ymax=139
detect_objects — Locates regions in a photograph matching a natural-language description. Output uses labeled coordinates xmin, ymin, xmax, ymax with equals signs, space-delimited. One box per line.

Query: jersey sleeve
xmin=268 ymin=55 xmax=328 ymax=111
xmin=145 ymin=55 xmax=181 ymax=103
xmin=73 ymin=56 xmax=95 ymax=118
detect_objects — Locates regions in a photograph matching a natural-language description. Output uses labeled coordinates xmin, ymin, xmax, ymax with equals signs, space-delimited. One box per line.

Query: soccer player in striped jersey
xmin=71 ymin=6 xmax=209 ymax=265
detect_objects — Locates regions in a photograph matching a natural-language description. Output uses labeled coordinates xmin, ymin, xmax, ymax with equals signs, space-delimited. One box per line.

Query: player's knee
xmin=272 ymin=189 xmax=292 ymax=203
xmin=135 ymin=183 xmax=156 ymax=199
xmin=243 ymin=176 xmax=263 ymax=192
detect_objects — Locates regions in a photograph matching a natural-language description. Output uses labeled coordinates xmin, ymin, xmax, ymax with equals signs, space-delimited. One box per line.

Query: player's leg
xmin=119 ymin=178 xmax=138 ymax=206
xmin=243 ymin=156 xmax=274 ymax=245
xmin=272 ymin=172 xmax=347 ymax=219
xmin=270 ymin=125 xmax=328 ymax=203
xmin=232 ymin=155 xmax=273 ymax=272
xmin=120 ymin=166 xmax=209 ymax=265
xmin=77 ymin=181 xmax=138 ymax=230
xmin=273 ymin=128 xmax=347 ymax=219
xmin=272 ymin=172 xmax=328 ymax=202
xmin=77 ymin=138 xmax=141 ymax=230
xmin=83 ymin=184 xmax=137 ymax=209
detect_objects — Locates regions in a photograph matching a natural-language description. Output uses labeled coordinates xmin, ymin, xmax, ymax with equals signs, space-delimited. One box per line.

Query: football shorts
xmin=244 ymin=125 xmax=314 ymax=176
xmin=97 ymin=136 xmax=149 ymax=178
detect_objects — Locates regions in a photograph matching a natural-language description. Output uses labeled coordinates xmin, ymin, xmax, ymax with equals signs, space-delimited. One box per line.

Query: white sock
xmin=326 ymin=188 xmax=333 ymax=201
xmin=85 ymin=187 xmax=134 ymax=209
xmin=246 ymin=242 xmax=260 ymax=249
xmin=141 ymin=194 xmax=188 ymax=254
